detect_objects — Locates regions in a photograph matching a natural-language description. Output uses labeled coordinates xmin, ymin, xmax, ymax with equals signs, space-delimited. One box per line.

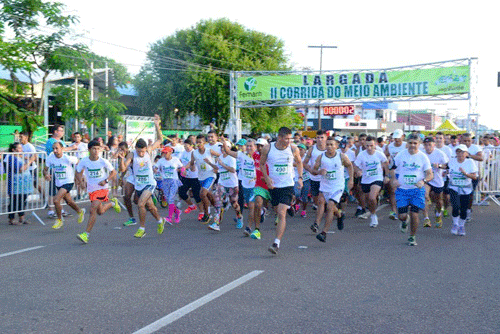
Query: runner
xmin=303 ymin=130 xmax=327 ymax=218
xmin=293 ymin=143 xmax=311 ymax=218
xmin=260 ymin=127 xmax=303 ymax=254
xmin=435 ymin=132 xmax=453 ymax=217
xmin=447 ymin=144 xmax=478 ymax=236
xmin=422 ymin=137 xmax=449 ymax=228
xmin=75 ymin=140 xmax=121 ymax=244
xmin=44 ymin=142 xmax=86 ymax=229
xmin=178 ymin=138 xmax=202 ymax=217
xmin=188 ymin=134 xmax=218 ymax=225
xmin=390 ymin=134 xmax=433 ymax=246
xmin=117 ymin=141 xmax=137 ymax=227
xmin=210 ymin=141 xmax=241 ymax=231
xmin=353 ymin=136 xmax=390 ymax=227
xmin=311 ymin=136 xmax=353 ymax=242
xmin=460 ymin=133 xmax=483 ymax=221
xmin=118 ymin=115 xmax=166 ymax=238
xmin=155 ymin=146 xmax=183 ymax=224
xmin=254 ymin=138 xmax=271 ymax=227
xmin=384 ymin=129 xmax=407 ymax=220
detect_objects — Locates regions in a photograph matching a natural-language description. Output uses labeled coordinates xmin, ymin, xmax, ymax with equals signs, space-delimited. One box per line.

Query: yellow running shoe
xmin=77 ymin=232 xmax=89 ymax=244
xmin=52 ymin=219 xmax=64 ymax=230
xmin=134 ymin=228 xmax=146 ymax=238
xmin=77 ymin=208 xmax=86 ymax=224
xmin=157 ymin=218 xmax=165 ymax=235
xmin=423 ymin=217 xmax=432 ymax=228
xmin=111 ymin=198 xmax=121 ymax=213
xmin=435 ymin=216 xmax=443 ymax=228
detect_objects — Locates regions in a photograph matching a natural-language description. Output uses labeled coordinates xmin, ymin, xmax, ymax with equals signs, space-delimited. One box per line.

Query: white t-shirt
xmin=467 ymin=144 xmax=482 ymax=169
xmin=171 ymin=144 xmax=185 ymax=160
xmin=436 ymin=145 xmax=452 ymax=160
xmin=155 ymin=157 xmax=182 ymax=180
xmin=424 ymin=148 xmax=449 ymax=188
xmin=218 ymin=155 xmax=238 ymax=188
xmin=448 ymin=144 xmax=460 ymax=160
xmin=46 ymin=153 xmax=79 ymax=187
xmin=342 ymin=148 xmax=356 ymax=180
xmin=206 ymin=143 xmax=223 ymax=168
xmin=354 ymin=150 xmax=387 ymax=184
xmin=22 ymin=142 xmax=37 ymax=170
xmin=448 ymin=158 xmax=478 ymax=195
xmin=76 ymin=157 xmax=114 ymax=193
xmin=393 ymin=150 xmax=432 ymax=190
xmin=237 ymin=151 xmax=256 ymax=189
xmin=74 ymin=142 xmax=89 ymax=159
xmin=180 ymin=150 xmax=197 ymax=178
xmin=192 ymin=148 xmax=216 ymax=181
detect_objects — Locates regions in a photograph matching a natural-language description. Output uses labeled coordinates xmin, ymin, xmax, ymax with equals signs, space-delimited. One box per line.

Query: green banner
xmin=237 ymin=66 xmax=469 ymax=102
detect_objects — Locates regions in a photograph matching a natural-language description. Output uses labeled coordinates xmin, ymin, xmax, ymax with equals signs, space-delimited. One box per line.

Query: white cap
xmin=393 ymin=129 xmax=404 ymax=139
xmin=456 ymin=144 xmax=468 ymax=153
xmin=256 ymin=138 xmax=268 ymax=146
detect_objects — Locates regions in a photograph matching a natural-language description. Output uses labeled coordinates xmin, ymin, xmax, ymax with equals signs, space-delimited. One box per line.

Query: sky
xmin=58 ymin=0 xmax=499 ymax=129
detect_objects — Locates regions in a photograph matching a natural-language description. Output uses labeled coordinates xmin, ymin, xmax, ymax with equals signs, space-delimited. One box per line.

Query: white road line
xmin=0 ymin=245 xmax=46 ymax=258
xmin=133 ymin=270 xmax=264 ymax=334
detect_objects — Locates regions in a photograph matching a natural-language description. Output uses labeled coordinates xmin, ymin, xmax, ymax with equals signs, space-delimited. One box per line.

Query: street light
xmin=308 ymin=45 xmax=337 ymax=131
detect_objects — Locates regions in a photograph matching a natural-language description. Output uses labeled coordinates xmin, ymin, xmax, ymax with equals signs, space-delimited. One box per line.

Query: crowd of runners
xmin=3 ymin=114 xmax=498 ymax=254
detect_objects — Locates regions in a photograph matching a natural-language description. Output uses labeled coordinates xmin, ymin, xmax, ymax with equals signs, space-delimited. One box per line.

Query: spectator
xmin=4 ymin=143 xmax=32 ymax=225
xmin=19 ymin=132 xmax=43 ymax=197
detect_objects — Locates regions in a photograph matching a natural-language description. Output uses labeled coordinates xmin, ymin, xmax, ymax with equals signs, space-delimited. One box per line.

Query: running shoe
xmin=161 ymin=199 xmax=168 ymax=208
xmin=123 ymin=218 xmax=137 ymax=226
xmin=312 ymin=204 xmax=318 ymax=211
xmin=165 ymin=217 xmax=173 ymax=225
xmin=134 ymin=228 xmax=146 ymax=238
xmin=208 ymin=222 xmax=220 ymax=231
xmin=174 ymin=208 xmax=181 ymax=224
xmin=77 ymin=232 xmax=89 ymax=244
xmin=218 ymin=208 xmax=225 ymax=224
xmin=442 ymin=209 xmax=449 ymax=217
xmin=369 ymin=214 xmax=378 ymax=228
xmin=157 ymin=218 xmax=166 ymax=234
xmin=389 ymin=211 xmax=398 ymax=220
xmin=355 ymin=208 xmax=363 ymax=218
xmin=250 ymin=229 xmax=261 ymax=240
xmin=184 ymin=205 xmax=197 ymax=214
xmin=310 ymin=223 xmax=319 ymax=233
xmin=407 ymin=235 xmax=417 ymax=246
xmin=77 ymin=208 xmax=86 ymax=224
xmin=287 ymin=205 xmax=295 ymax=217
xmin=200 ymin=214 xmax=211 ymax=225
xmin=52 ymin=219 xmax=63 ymax=230
xmin=451 ymin=224 xmax=459 ymax=235
xmin=62 ymin=210 xmax=68 ymax=217
xmin=337 ymin=211 xmax=345 ymax=230
xmin=359 ymin=209 xmax=370 ymax=220
xmin=400 ymin=220 xmax=408 ymax=233
xmin=301 ymin=210 xmax=307 ymax=218
xmin=111 ymin=198 xmax=121 ymax=213
xmin=294 ymin=204 xmax=300 ymax=212
xmin=458 ymin=226 xmax=466 ymax=236
xmin=235 ymin=217 xmax=243 ymax=229
xmin=268 ymin=243 xmax=279 ymax=254
xmin=435 ymin=216 xmax=443 ymax=228
xmin=466 ymin=216 xmax=472 ymax=223
xmin=423 ymin=217 xmax=432 ymax=228
xmin=243 ymin=226 xmax=252 ymax=237
xmin=198 ymin=212 xmax=204 ymax=221
xmin=48 ymin=211 xmax=57 ymax=219
xmin=316 ymin=232 xmax=326 ymax=243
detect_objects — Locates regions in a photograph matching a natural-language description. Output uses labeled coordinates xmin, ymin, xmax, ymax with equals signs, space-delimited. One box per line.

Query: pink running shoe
xmin=165 ymin=217 xmax=173 ymax=225
xmin=301 ymin=210 xmax=307 ymax=218
xmin=174 ymin=208 xmax=181 ymax=224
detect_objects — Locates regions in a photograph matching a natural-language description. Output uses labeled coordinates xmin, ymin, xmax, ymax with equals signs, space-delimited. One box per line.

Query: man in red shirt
xmin=252 ymin=138 xmax=270 ymax=238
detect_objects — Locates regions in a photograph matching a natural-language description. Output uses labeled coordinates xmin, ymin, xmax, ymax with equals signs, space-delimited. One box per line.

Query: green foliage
xmin=135 ymin=18 xmax=290 ymax=133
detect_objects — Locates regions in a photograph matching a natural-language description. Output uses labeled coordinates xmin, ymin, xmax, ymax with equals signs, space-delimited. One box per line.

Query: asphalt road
xmin=1 ymin=199 xmax=500 ymax=333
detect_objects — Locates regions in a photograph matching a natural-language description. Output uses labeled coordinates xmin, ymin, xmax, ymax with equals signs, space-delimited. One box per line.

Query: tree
xmin=135 ymin=18 xmax=297 ymax=134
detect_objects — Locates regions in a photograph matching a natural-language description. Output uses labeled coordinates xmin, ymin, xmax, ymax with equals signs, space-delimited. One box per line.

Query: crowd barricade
xmin=0 ymin=151 xmax=48 ymax=223
xmin=475 ymin=148 xmax=500 ymax=207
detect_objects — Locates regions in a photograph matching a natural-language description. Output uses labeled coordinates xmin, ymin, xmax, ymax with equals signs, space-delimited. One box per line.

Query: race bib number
xmin=200 ymin=163 xmax=207 ymax=171
xmin=220 ymin=171 xmax=230 ymax=181
xmin=55 ymin=171 xmax=67 ymax=180
xmin=274 ymin=164 xmax=288 ymax=175
xmin=367 ymin=168 xmax=378 ymax=177
xmin=243 ymin=168 xmax=255 ymax=179
xmin=88 ymin=169 xmax=102 ymax=179
xmin=403 ymin=174 xmax=417 ymax=186
xmin=452 ymin=177 xmax=467 ymax=187
xmin=136 ymin=175 xmax=149 ymax=185
xmin=326 ymin=171 xmax=337 ymax=181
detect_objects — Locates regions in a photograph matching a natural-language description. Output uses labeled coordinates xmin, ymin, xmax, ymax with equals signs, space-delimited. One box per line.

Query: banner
xmin=237 ymin=66 xmax=469 ymax=102
xmin=125 ymin=120 xmax=156 ymax=145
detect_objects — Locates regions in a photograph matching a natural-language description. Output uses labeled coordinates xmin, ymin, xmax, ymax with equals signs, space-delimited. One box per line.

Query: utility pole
xmin=308 ymin=45 xmax=337 ymax=131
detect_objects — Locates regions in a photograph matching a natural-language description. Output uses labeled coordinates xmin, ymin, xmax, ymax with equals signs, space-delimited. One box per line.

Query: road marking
xmin=0 ymin=245 xmax=46 ymax=258
xmin=133 ymin=270 xmax=264 ymax=334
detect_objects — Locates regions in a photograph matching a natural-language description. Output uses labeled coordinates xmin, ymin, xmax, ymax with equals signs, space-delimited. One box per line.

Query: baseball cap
xmin=455 ymin=144 xmax=468 ymax=153
xmin=256 ymin=138 xmax=268 ymax=146
xmin=297 ymin=143 xmax=307 ymax=150
xmin=423 ymin=137 xmax=435 ymax=143
xmin=162 ymin=146 xmax=174 ymax=154
xmin=393 ymin=129 xmax=404 ymax=139
xmin=236 ymin=138 xmax=247 ymax=146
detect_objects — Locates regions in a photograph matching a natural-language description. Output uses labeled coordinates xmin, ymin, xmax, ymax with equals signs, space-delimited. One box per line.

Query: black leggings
xmin=449 ymin=189 xmax=471 ymax=220
xmin=8 ymin=194 xmax=28 ymax=219
xmin=178 ymin=176 xmax=201 ymax=203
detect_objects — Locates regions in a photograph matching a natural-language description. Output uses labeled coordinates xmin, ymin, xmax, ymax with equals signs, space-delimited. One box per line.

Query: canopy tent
xmin=421 ymin=119 xmax=467 ymax=135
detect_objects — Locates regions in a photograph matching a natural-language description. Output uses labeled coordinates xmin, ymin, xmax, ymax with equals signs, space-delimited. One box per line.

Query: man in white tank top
xmin=119 ymin=114 xmax=166 ymax=239
xmin=303 ymin=130 xmax=327 ymax=226
xmin=260 ymin=127 xmax=303 ymax=255
xmin=311 ymin=137 xmax=353 ymax=243
xmin=384 ymin=129 xmax=406 ymax=220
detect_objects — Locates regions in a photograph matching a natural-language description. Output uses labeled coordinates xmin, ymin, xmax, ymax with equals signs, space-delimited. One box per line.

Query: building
xmin=396 ymin=110 xmax=442 ymax=131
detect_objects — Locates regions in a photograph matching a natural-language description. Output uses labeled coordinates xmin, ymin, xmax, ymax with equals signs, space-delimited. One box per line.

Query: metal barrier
xmin=476 ymin=148 xmax=500 ymax=207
